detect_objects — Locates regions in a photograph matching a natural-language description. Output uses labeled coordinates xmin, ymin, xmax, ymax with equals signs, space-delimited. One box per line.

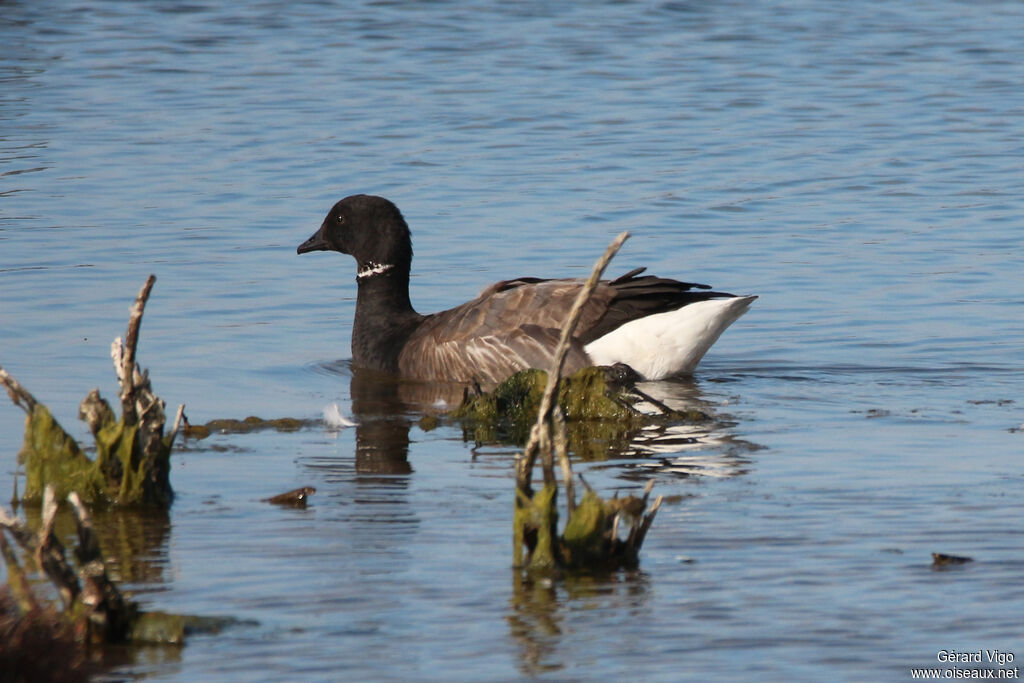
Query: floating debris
xmin=323 ymin=403 xmax=357 ymax=429
xmin=183 ymin=415 xmax=307 ymax=439
xmin=932 ymin=552 xmax=974 ymax=567
xmin=264 ymin=487 xmax=316 ymax=508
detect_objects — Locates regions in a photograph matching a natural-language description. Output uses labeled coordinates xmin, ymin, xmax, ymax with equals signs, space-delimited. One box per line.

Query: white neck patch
xmin=356 ymin=262 xmax=394 ymax=280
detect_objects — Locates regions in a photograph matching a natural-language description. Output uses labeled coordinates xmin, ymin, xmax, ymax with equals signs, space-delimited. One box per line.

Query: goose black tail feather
xmin=578 ymin=272 xmax=735 ymax=345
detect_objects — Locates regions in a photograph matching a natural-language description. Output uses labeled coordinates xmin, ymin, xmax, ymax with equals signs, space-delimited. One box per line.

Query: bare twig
xmin=122 ymin=275 xmax=156 ymax=392
xmin=630 ymin=494 xmax=663 ymax=552
xmin=626 ymin=480 xmax=656 ymax=551
xmin=114 ymin=274 xmax=157 ymax=425
xmin=166 ymin=403 xmax=186 ymax=448
xmin=516 ymin=231 xmax=630 ymax=492
xmin=0 ymin=365 xmax=37 ymax=414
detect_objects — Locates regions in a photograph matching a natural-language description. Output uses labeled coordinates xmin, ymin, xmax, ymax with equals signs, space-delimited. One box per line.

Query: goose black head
xmin=298 ymin=194 xmax=413 ymax=278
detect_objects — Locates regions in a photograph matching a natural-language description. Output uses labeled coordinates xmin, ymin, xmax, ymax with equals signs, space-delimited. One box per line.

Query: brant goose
xmin=298 ymin=195 xmax=756 ymax=385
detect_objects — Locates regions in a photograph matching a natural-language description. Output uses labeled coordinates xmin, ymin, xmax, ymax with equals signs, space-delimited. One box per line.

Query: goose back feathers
xmin=298 ymin=195 xmax=755 ymax=385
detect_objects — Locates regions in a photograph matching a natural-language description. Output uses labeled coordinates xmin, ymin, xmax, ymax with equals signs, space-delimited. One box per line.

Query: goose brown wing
xmin=398 ymin=278 xmax=607 ymax=384
xmin=399 ymin=323 xmax=591 ymax=385
xmin=397 ymin=271 xmax=732 ymax=384
xmin=411 ymin=278 xmax=614 ymax=344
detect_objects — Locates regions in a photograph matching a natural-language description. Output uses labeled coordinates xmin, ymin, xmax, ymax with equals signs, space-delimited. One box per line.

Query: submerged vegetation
xmin=453 ymin=364 xmax=709 ymax=460
xmin=0 ymin=277 xmax=236 ymax=662
xmin=182 ymin=415 xmax=308 ymax=440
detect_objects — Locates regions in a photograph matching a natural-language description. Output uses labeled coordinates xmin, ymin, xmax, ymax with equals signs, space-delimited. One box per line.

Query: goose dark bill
xmin=297 ymin=226 xmax=329 ymax=254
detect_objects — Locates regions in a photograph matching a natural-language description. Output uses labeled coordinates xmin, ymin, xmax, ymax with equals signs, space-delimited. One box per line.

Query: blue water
xmin=2 ymin=1 xmax=1022 ymax=680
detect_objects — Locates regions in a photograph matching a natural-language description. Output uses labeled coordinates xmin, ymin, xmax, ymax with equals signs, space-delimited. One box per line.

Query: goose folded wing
xmin=399 ymin=324 xmax=590 ymax=386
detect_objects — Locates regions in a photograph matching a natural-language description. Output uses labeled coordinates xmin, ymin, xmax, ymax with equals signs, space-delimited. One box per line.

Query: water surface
xmin=2 ymin=1 xmax=1022 ymax=680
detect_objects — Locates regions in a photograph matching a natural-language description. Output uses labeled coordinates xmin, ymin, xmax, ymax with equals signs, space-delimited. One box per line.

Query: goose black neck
xmin=351 ymin=266 xmax=422 ymax=372
xmin=355 ymin=264 xmax=415 ymax=313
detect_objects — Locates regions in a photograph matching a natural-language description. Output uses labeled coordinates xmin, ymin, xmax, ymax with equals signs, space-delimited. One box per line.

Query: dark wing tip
xmin=609 ymin=267 xmax=647 ymax=285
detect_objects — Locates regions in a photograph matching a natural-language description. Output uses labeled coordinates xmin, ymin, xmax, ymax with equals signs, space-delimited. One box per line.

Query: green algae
xmin=17 ymin=403 xmax=107 ymax=506
xmin=560 ymin=490 xmax=608 ymax=567
xmin=514 ymin=483 xmax=659 ymax=574
xmin=514 ymin=483 xmax=559 ymax=571
xmin=558 ymin=487 xmax=657 ymax=571
xmin=455 ymin=367 xmax=634 ymax=428
xmin=129 ymin=610 xmax=238 ymax=644
xmin=453 ymin=366 xmax=707 ymax=460
xmin=184 ymin=416 xmax=307 ymax=440
xmin=11 ymin=396 xmax=175 ymax=508
xmin=523 ymin=485 xmax=662 ymax=574
xmin=3 ymin=277 xmax=178 ymax=508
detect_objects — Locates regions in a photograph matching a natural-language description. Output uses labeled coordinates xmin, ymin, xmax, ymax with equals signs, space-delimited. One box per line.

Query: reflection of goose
xmin=298 ymin=194 xmax=756 ymax=385
xmin=616 ymin=380 xmax=758 ymax=478
xmin=631 ymin=453 xmax=751 ymax=478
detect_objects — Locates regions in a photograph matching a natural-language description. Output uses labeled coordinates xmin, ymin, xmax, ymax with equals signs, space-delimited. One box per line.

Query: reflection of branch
xmin=0 ymin=523 xmax=39 ymax=613
xmin=68 ymin=492 xmax=132 ymax=640
xmin=0 ymin=489 xmax=81 ymax=610
xmin=0 ymin=486 xmax=189 ymax=645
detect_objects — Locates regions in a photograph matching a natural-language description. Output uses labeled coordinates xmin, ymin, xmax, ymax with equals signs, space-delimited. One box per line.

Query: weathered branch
xmin=3 ymin=275 xmax=176 ymax=506
xmin=510 ymin=231 xmax=666 ymax=573
xmin=0 ymin=366 xmax=37 ymax=414
xmin=516 ymin=231 xmax=630 ymax=493
xmin=166 ymin=403 xmax=186 ymax=449
xmin=113 ymin=274 xmax=157 ymax=426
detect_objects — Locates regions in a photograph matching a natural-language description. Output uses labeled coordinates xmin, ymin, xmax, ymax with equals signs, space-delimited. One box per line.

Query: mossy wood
xmin=1 ymin=275 xmax=182 ymax=507
xmin=454 ymin=365 xmax=708 ymax=460
xmin=510 ymin=232 xmax=664 ymax=575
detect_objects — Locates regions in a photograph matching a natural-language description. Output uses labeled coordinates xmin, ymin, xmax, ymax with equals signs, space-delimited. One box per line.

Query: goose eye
xmin=336 ymin=214 xmax=346 ymax=225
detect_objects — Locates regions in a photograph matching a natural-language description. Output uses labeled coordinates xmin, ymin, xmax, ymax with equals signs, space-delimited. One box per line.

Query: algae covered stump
xmin=1 ymin=275 xmax=182 ymax=508
xmin=1 ymin=277 xmax=231 ymax=663
xmin=513 ymin=231 xmax=663 ymax=574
